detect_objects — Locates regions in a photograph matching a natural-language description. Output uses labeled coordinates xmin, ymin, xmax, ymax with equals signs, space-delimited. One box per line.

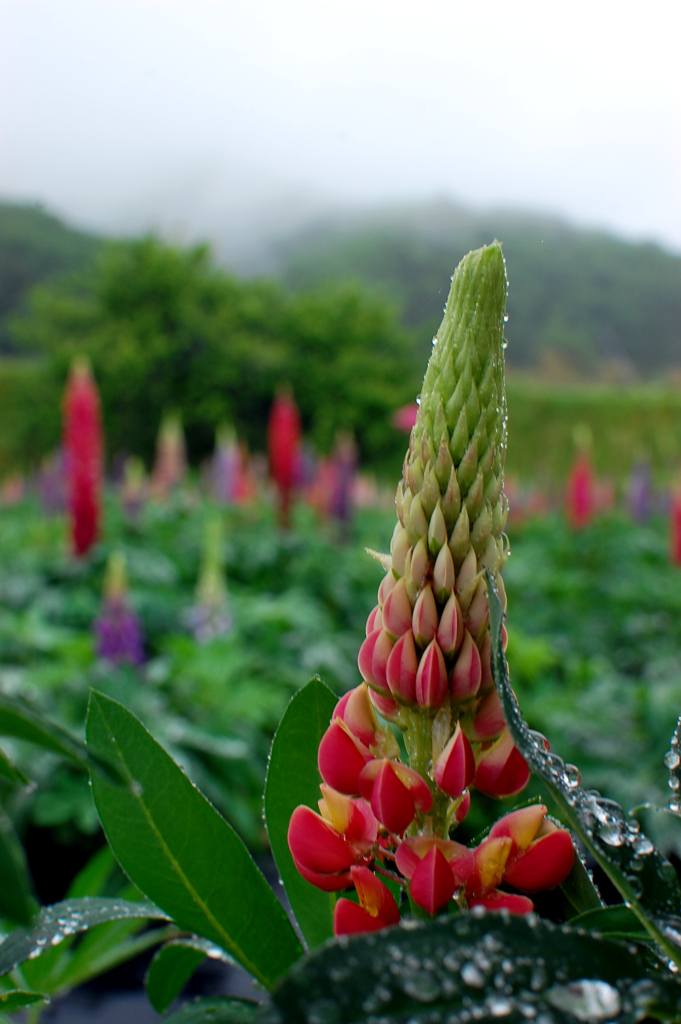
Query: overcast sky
xmin=1 ymin=0 xmax=680 ymax=258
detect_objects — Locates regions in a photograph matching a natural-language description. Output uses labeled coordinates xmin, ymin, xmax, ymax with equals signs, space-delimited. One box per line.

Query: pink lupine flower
xmin=63 ymin=359 xmax=103 ymax=557
xmin=268 ymin=387 xmax=301 ymax=528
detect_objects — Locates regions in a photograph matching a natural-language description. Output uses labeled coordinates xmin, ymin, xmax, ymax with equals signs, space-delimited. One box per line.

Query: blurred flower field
xmin=0 ymin=488 xmax=680 ymax=880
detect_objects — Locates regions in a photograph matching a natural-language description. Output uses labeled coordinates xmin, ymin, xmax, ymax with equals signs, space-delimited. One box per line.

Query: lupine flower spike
xmin=186 ymin=516 xmax=232 ymax=642
xmin=94 ymin=552 xmax=144 ymax=665
xmin=566 ymin=423 xmax=596 ymax=530
xmin=288 ymin=243 xmax=574 ymax=935
xmin=151 ymin=413 xmax=186 ymax=500
xmin=63 ymin=358 xmax=103 ymax=557
xmin=268 ymin=386 xmax=301 ymax=528
xmin=212 ymin=424 xmax=240 ymax=505
xmin=671 ymin=481 xmax=681 ymax=568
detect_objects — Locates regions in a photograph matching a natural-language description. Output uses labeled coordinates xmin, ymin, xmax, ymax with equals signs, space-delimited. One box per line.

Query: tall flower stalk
xmin=289 ymin=243 xmax=573 ymax=932
xmin=268 ymin=387 xmax=301 ymax=528
xmin=63 ymin=358 xmax=103 ymax=557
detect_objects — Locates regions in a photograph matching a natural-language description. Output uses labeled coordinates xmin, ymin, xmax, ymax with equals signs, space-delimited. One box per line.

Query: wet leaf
xmin=163 ymin=996 xmax=260 ymax=1023
xmin=146 ymin=937 xmax=230 ymax=1014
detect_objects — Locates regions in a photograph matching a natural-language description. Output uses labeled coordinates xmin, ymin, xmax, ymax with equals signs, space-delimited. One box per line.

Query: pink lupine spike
xmin=386 ymin=630 xmax=418 ymax=703
xmin=434 ymin=723 xmax=475 ymax=799
xmin=366 ymin=605 xmax=383 ymax=635
xmin=318 ymin=720 xmax=369 ymax=794
xmin=412 ymin=585 xmax=438 ymax=647
xmin=489 ymin=804 xmax=548 ymax=854
xmin=433 ymin=542 xmax=455 ymax=602
xmin=468 ymin=688 xmax=506 ymax=742
xmin=268 ymin=388 xmax=301 ymax=528
xmin=469 ymin=890 xmax=534 ymax=915
xmin=474 ymin=729 xmax=530 ymax=798
xmin=450 ymin=630 xmax=482 ymax=701
xmin=358 ymin=628 xmax=394 ymax=694
xmin=415 ymin=638 xmax=448 ymax=709
xmin=63 ymin=359 xmax=103 ymax=557
xmin=382 ymin=577 xmax=414 ymax=640
xmin=436 ymin=593 xmax=464 ymax=657
xmin=502 ymin=823 xmax=574 ymax=893
xmin=334 ymin=867 xmax=400 ymax=935
xmin=409 ymin=846 xmax=456 ymax=915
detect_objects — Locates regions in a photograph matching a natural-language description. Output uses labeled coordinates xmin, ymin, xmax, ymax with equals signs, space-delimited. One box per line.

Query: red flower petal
xmin=351 ymin=865 xmax=400 ymax=926
xmin=489 ymin=804 xmax=547 ymax=854
xmin=334 ymin=898 xmax=390 ymax=935
xmin=434 ymin=723 xmax=475 ymax=799
xmin=288 ymin=805 xmax=356 ymax=874
xmin=469 ymin=890 xmax=534 ymax=915
xmin=469 ymin=689 xmax=506 ymax=742
xmin=410 ymin=846 xmax=456 ymax=915
xmin=386 ymin=630 xmax=418 ymax=703
xmin=415 ymin=639 xmax=448 ymax=709
xmin=503 ymin=828 xmax=574 ymax=893
xmin=474 ymin=730 xmax=530 ymax=798
xmin=359 ymin=760 xmax=416 ymax=833
xmin=318 ymin=720 xmax=368 ymax=794
xmin=450 ymin=630 xmax=482 ymax=701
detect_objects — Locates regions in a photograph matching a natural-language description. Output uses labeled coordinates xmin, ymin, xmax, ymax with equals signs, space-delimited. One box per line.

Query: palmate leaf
xmin=486 ymin=569 xmax=681 ymax=968
xmin=260 ymin=911 xmax=681 ymax=1024
xmin=0 ymin=897 xmax=167 ymax=978
xmin=264 ymin=677 xmax=338 ymax=950
xmin=86 ymin=691 xmax=303 ymax=990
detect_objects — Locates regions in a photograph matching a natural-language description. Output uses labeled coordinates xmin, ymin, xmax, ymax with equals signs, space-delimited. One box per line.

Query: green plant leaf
xmin=666 ymin=716 xmax=681 ymax=811
xmin=264 ymin=676 xmax=337 ymax=950
xmin=0 ymin=990 xmax=47 ymax=1011
xmin=486 ymin=569 xmax=681 ymax=969
xmin=266 ymin=912 xmax=681 ymax=1024
xmin=0 ymin=897 xmax=167 ymax=978
xmin=0 ymin=746 xmax=29 ymax=786
xmin=571 ymin=905 xmax=651 ymax=941
xmin=0 ymin=804 xmax=35 ymax=924
xmin=162 ymin=997 xmax=260 ymax=1023
xmin=558 ymin=849 xmax=603 ymax=919
xmin=146 ymin=938 xmax=228 ymax=1014
xmin=86 ymin=690 xmax=303 ymax=990
xmin=0 ymin=693 xmax=121 ymax=782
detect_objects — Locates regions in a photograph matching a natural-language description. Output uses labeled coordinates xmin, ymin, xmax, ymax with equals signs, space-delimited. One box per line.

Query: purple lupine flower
xmin=94 ymin=553 xmax=144 ymax=665
xmin=328 ymin=432 xmax=358 ymax=526
xmin=628 ymin=459 xmax=653 ymax=523
xmin=212 ymin=426 xmax=240 ymax=505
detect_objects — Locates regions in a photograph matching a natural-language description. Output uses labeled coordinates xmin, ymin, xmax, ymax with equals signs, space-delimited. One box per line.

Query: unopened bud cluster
xmin=288 ymin=244 xmax=573 ymax=935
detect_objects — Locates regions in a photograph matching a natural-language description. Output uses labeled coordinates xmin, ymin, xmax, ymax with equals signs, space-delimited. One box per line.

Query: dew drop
xmin=665 ymin=750 xmax=680 ymax=769
xmin=547 ymin=980 xmax=621 ymax=1021
xmin=461 ymin=963 xmax=485 ymax=988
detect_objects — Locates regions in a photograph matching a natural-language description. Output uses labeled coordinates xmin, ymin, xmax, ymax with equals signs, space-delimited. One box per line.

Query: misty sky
xmin=1 ymin=0 xmax=680 ymax=257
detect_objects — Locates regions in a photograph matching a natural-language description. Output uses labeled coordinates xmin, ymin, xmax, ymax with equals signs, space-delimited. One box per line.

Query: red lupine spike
xmin=503 ymin=825 xmax=574 ymax=893
xmin=415 ymin=639 xmax=448 ymax=709
xmin=436 ymin=593 xmax=464 ymax=657
xmin=358 ymin=628 xmax=394 ymax=694
xmin=409 ymin=846 xmax=456 ymax=915
xmin=351 ymin=865 xmax=401 ymax=925
xmin=386 ymin=630 xmax=419 ymax=703
xmin=318 ymin=785 xmax=378 ymax=845
xmin=468 ymin=688 xmax=506 ymax=742
xmin=366 ymin=605 xmax=383 ymax=635
xmin=382 ymin=577 xmax=414 ymax=640
xmin=434 ymin=723 xmax=475 ymax=799
xmin=469 ymin=836 xmax=512 ymax=894
xmin=358 ymin=759 xmax=431 ymax=834
xmin=288 ymin=805 xmax=360 ymax=875
xmin=489 ymin=804 xmax=547 ymax=855
xmin=318 ymin=720 xmax=369 ymax=794
xmin=469 ymin=890 xmax=534 ymax=915
xmin=63 ymin=359 xmax=103 ymax=557
xmin=335 ymin=684 xmax=381 ymax=749
xmin=412 ymin=585 xmax=439 ymax=647
xmin=267 ymin=388 xmax=301 ymax=528
xmin=368 ymin=688 xmax=401 ymax=720
xmin=450 ymin=630 xmax=482 ymax=701
xmin=474 ymin=730 xmax=531 ymax=798
xmin=566 ymin=451 xmax=596 ymax=530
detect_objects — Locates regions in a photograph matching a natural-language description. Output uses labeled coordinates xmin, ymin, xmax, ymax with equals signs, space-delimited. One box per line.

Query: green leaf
xmin=572 ymin=905 xmax=651 ymax=941
xmin=0 ymin=990 xmax=47 ymax=1011
xmin=0 ymin=746 xmax=29 ymax=786
xmin=264 ymin=677 xmax=337 ymax=950
xmin=666 ymin=716 xmax=681 ymax=811
xmin=86 ymin=691 xmax=303 ymax=990
xmin=146 ymin=938 xmax=225 ymax=1014
xmin=0 ymin=693 xmax=121 ymax=782
xmin=267 ymin=912 xmax=681 ymax=1024
xmin=162 ymin=997 xmax=260 ymax=1024
xmin=0 ymin=804 xmax=35 ymax=924
xmin=486 ymin=569 xmax=681 ymax=969
xmin=558 ymin=849 xmax=603 ymax=919
xmin=0 ymin=897 xmax=167 ymax=977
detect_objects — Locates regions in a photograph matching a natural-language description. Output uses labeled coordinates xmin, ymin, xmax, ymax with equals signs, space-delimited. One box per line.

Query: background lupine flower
xmin=289 ymin=243 xmax=574 ymax=935
xmin=38 ymin=449 xmax=66 ymax=517
xmin=566 ymin=424 xmax=596 ymax=530
xmin=119 ymin=456 xmax=147 ymax=521
xmin=211 ymin=424 xmax=240 ymax=505
xmin=94 ymin=552 xmax=144 ymax=665
xmin=185 ymin=515 xmax=232 ymax=642
xmin=63 ymin=358 xmax=103 ymax=557
xmin=671 ymin=484 xmax=681 ymax=568
xmin=627 ymin=459 xmax=653 ymax=523
xmin=151 ymin=413 xmax=186 ymax=499
xmin=267 ymin=387 xmax=301 ymax=528
xmin=328 ymin=431 xmax=358 ymax=533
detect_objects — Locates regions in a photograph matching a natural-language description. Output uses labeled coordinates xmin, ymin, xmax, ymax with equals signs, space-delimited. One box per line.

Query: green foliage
xmin=265 ymin=678 xmax=338 ymax=949
xmin=8 ymin=237 xmax=416 ymax=473
xmin=87 ymin=691 xmax=303 ymax=989
xmin=278 ymin=200 xmax=681 ymax=376
xmin=0 ymin=203 xmax=99 ymax=354
xmin=146 ymin=939 xmax=216 ymax=1014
